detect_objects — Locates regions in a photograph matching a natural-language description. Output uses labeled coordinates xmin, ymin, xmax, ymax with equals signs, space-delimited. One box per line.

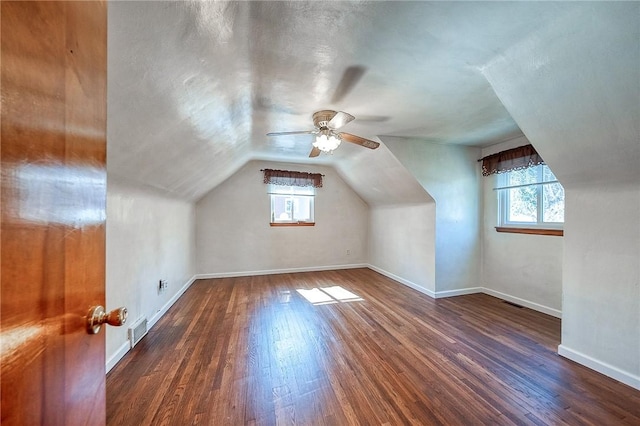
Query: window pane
xmin=543 ymin=183 xmax=565 ymax=222
xmin=498 ymin=164 xmax=564 ymax=228
xmin=508 ymin=167 xmax=538 ymax=186
xmin=292 ymin=196 xmax=312 ymax=222
xmin=271 ymin=194 xmax=314 ymax=222
xmin=272 ymin=195 xmax=292 ymax=221
xmin=542 ymin=165 xmax=557 ymax=182
xmin=508 ymin=185 xmax=537 ymax=222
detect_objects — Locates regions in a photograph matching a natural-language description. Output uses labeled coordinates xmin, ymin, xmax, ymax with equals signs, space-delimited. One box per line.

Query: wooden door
xmin=1 ymin=2 xmax=108 ymax=424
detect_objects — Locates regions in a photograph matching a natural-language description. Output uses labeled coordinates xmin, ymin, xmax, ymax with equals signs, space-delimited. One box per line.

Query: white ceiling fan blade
xmin=328 ymin=111 xmax=355 ymax=130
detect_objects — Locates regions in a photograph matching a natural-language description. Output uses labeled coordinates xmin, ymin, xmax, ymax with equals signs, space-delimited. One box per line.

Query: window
xmin=497 ymin=164 xmax=564 ymax=231
xmin=262 ymin=168 xmax=321 ymax=227
xmin=269 ymin=185 xmax=315 ymax=225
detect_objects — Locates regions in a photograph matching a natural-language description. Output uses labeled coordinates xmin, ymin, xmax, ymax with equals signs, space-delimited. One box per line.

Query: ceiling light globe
xmin=313 ymin=131 xmax=341 ymax=153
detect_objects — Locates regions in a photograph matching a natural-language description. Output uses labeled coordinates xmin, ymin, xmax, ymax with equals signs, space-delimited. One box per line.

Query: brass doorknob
xmin=86 ymin=306 xmax=127 ymax=335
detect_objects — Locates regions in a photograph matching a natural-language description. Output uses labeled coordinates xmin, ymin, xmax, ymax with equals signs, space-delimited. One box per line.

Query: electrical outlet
xmin=346 ymin=249 xmax=351 ymax=256
xmin=158 ymin=279 xmax=168 ymax=294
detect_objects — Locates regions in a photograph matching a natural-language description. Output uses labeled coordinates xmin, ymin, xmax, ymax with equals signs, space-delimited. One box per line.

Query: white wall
xmin=481 ymin=137 xmax=563 ymax=316
xmin=196 ymin=160 xmax=369 ymax=275
xmin=106 ymin=176 xmax=196 ymax=370
xmin=482 ymin=2 xmax=640 ymax=388
xmin=561 ymin=184 xmax=639 ymax=386
xmin=333 ymin=144 xmax=437 ymax=294
xmin=381 ymin=137 xmax=482 ymax=294
xmin=369 ymin=203 xmax=436 ymax=295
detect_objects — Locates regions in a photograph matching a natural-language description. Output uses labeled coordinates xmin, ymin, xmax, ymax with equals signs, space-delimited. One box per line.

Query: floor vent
xmin=128 ymin=317 xmax=148 ymax=349
xmin=503 ymin=301 xmax=525 ymax=309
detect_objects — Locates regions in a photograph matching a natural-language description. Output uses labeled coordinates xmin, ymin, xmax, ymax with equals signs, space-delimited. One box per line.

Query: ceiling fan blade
xmin=339 ymin=132 xmax=380 ymax=150
xmin=328 ymin=111 xmax=355 ymax=130
xmin=331 ymin=65 xmax=367 ymax=104
xmin=309 ymin=146 xmax=321 ymax=158
xmin=266 ymin=130 xmax=314 ymax=136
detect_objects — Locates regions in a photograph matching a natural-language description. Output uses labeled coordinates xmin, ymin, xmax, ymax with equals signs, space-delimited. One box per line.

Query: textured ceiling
xmin=107 ymin=1 xmax=581 ymax=201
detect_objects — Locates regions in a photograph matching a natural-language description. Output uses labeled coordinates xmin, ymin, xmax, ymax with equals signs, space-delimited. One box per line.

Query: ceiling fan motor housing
xmin=313 ymin=110 xmax=338 ymax=129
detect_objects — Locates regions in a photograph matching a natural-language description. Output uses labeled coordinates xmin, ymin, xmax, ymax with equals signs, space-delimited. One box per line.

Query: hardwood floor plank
xmin=107 ymin=268 xmax=640 ymax=425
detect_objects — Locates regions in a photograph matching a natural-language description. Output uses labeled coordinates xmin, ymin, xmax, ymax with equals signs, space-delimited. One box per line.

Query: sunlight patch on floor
xmin=296 ymin=286 xmax=364 ymax=305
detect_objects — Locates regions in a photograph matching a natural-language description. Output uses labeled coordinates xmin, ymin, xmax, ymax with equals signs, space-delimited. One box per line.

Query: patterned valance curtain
xmin=262 ymin=169 xmax=323 ymax=188
xmin=481 ymin=144 xmax=545 ymax=176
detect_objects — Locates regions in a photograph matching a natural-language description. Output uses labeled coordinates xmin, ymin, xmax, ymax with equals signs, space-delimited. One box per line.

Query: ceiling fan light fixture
xmin=267 ymin=110 xmax=380 ymax=158
xmin=313 ymin=129 xmax=341 ymax=153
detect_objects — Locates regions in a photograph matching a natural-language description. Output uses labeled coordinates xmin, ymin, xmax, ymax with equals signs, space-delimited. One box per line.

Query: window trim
xmin=497 ymin=164 xmax=564 ymax=235
xmin=269 ymin=185 xmax=315 ymax=226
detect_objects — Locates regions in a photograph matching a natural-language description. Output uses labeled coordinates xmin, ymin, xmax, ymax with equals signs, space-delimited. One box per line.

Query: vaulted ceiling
xmin=106 ymin=1 xmax=620 ymax=202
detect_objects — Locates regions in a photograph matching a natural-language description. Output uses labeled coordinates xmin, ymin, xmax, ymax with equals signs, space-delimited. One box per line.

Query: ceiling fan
xmin=266 ymin=110 xmax=380 ymax=157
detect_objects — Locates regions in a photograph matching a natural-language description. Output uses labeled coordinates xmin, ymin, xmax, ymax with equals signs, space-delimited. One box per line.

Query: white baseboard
xmin=558 ymin=344 xmax=640 ymax=391
xmin=435 ymin=287 xmax=483 ymax=299
xmin=196 ymin=263 xmax=368 ymax=280
xmin=367 ymin=264 xmax=436 ymax=298
xmin=105 ymin=274 xmax=197 ymax=373
xmin=106 ymin=341 xmax=130 ymax=374
xmin=365 ymin=266 xmax=561 ymax=319
xmin=481 ymin=288 xmax=562 ymax=318
xmin=149 ymin=275 xmax=197 ymax=329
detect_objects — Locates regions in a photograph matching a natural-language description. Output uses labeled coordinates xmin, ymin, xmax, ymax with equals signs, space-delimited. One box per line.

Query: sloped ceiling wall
xmin=331 ymin=144 xmax=434 ymax=206
xmin=481 ymin=3 xmax=639 ymax=188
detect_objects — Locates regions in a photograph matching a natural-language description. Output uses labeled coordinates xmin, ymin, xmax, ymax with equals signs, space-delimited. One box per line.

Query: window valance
xmin=481 ymin=144 xmax=545 ymax=176
xmin=262 ymin=169 xmax=323 ymax=188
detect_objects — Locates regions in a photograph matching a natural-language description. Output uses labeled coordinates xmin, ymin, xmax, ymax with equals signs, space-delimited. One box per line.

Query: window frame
xmin=496 ymin=164 xmax=564 ymax=235
xmin=269 ymin=185 xmax=315 ymax=226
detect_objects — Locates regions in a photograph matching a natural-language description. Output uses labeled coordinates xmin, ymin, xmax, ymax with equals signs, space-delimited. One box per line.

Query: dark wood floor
xmin=107 ymin=268 xmax=640 ymax=425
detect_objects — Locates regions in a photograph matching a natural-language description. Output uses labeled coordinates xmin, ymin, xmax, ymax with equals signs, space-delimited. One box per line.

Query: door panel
xmin=1 ymin=2 xmax=107 ymax=425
